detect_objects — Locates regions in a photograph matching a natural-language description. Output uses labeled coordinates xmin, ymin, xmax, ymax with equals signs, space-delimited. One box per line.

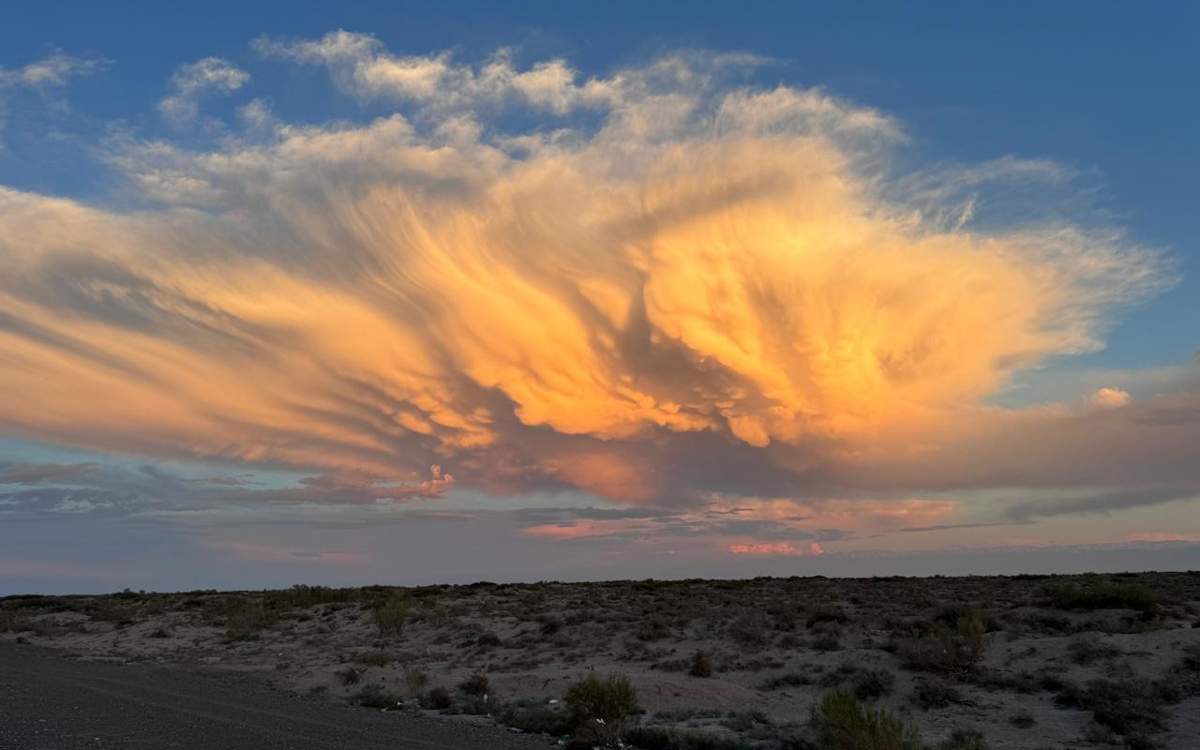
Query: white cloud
xmin=0 ymin=52 xmax=107 ymax=90
xmin=157 ymin=57 xmax=249 ymax=126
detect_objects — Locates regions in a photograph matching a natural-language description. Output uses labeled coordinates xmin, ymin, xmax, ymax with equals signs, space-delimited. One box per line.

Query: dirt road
xmin=0 ymin=642 xmax=553 ymax=750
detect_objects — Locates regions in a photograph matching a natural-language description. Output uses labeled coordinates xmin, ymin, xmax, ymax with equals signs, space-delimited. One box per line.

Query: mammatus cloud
xmin=158 ymin=57 xmax=249 ymax=126
xmin=0 ymin=32 xmax=1190 ymax=516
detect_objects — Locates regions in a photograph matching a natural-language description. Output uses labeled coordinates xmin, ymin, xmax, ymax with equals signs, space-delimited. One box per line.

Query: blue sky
xmin=1 ymin=2 xmax=1198 ymax=592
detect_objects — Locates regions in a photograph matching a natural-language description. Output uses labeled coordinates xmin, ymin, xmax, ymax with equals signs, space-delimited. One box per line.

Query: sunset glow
xmin=2 ymin=9 xmax=1199 ymax=590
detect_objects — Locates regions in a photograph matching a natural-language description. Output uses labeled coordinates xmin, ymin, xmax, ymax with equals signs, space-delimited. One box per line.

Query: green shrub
xmin=223 ymin=599 xmax=276 ymax=641
xmin=1046 ymin=582 xmax=1157 ymax=616
xmin=565 ymin=673 xmax=640 ymax=745
xmin=1054 ymin=677 xmax=1176 ymax=740
xmin=374 ymin=592 xmax=409 ymax=636
xmin=811 ymin=691 xmax=922 ymax=750
xmin=497 ymin=700 xmax=574 ymax=736
xmin=898 ymin=611 xmax=986 ymax=676
xmin=624 ymin=726 xmax=749 ymax=750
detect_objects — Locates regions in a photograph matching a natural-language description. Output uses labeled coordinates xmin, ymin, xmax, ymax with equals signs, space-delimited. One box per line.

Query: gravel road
xmin=0 ymin=642 xmax=555 ymax=750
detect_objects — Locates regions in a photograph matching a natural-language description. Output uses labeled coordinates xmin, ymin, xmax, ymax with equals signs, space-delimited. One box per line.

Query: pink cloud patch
xmin=728 ymin=541 xmax=824 ymax=557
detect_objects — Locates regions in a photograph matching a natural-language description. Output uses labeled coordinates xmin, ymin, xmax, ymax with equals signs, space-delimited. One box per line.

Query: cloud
xmin=0 ymin=461 xmax=96 ymax=484
xmin=0 ymin=52 xmax=107 ymax=89
xmin=0 ymin=39 xmax=1184 ymax=514
xmin=1091 ymin=386 xmax=1131 ymax=408
xmin=0 ymin=52 xmax=107 ymax=143
xmin=158 ymin=57 xmax=249 ymax=126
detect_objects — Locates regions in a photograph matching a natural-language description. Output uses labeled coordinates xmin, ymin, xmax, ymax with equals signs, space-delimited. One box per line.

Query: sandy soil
xmin=3 ymin=572 xmax=1199 ymax=749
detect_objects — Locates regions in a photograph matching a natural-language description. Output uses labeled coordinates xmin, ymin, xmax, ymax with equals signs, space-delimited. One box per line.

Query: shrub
xmin=759 ymin=672 xmax=811 ymax=691
xmin=403 ymin=668 xmax=429 ymax=694
xmin=458 ymin=673 xmax=490 ymax=696
xmin=911 ymin=677 xmax=963 ymax=710
xmin=1066 ymin=635 xmax=1123 ymax=665
xmin=565 ymin=673 xmax=640 ymax=745
xmin=1054 ymin=677 xmax=1176 ymax=741
xmin=223 ymin=599 xmax=276 ymax=641
xmin=1046 ymin=581 xmax=1157 ymax=616
xmin=897 ymin=611 xmax=986 ymax=676
xmin=852 ymin=668 xmax=895 ymax=701
xmin=624 ymin=726 xmax=749 ymax=750
xmin=937 ymin=728 xmax=988 ymax=750
xmin=1009 ymin=710 xmax=1035 ymax=729
xmin=476 ymin=631 xmax=502 ymax=647
xmin=811 ymin=691 xmax=922 ymax=750
xmin=497 ymin=700 xmax=574 ymax=737
xmin=689 ymin=650 xmax=713 ymax=678
xmin=374 ymin=592 xmax=409 ymax=636
xmin=350 ymin=683 xmax=401 ymax=709
xmin=351 ymin=650 xmax=392 ymax=667
xmin=423 ymin=686 xmax=453 ymax=709
xmin=636 ymin=616 xmax=672 ymax=642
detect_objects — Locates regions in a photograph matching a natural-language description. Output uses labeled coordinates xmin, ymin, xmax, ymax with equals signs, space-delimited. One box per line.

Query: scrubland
xmin=4 ymin=572 xmax=1200 ymax=749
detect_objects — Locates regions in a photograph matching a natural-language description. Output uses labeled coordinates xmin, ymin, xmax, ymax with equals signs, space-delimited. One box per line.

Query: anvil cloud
xmin=0 ymin=33 xmax=1188 ymax=521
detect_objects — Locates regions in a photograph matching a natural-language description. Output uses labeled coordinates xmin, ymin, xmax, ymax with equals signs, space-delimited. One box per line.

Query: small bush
xmin=403 ymin=668 xmax=429 ymax=694
xmin=852 ymin=668 xmax=895 ymax=701
xmin=624 ymin=726 xmax=748 ymax=750
xmin=689 ymin=650 xmax=713 ymax=678
xmin=1046 ymin=581 xmax=1157 ymax=616
xmin=458 ymin=673 xmax=490 ymax=696
xmin=423 ymin=686 xmax=452 ymax=709
xmin=351 ymin=683 xmax=401 ymax=709
xmin=937 ymin=728 xmax=988 ymax=750
xmin=1009 ymin=710 xmax=1035 ymax=729
xmin=223 ymin=599 xmax=276 ymax=641
xmin=812 ymin=691 xmax=922 ymax=750
xmin=565 ymin=673 xmax=640 ymax=745
xmin=374 ymin=592 xmax=409 ymax=636
xmin=911 ymin=677 xmax=963 ymax=710
xmin=497 ymin=700 xmax=573 ymax=737
xmin=351 ymin=650 xmax=392 ymax=667
xmin=1066 ymin=635 xmax=1123 ymax=665
xmin=1054 ymin=677 xmax=1176 ymax=741
xmin=477 ymin=631 xmax=502 ymax=647
xmin=898 ymin=611 xmax=986 ymax=676
xmin=760 ymin=671 xmax=811 ymax=691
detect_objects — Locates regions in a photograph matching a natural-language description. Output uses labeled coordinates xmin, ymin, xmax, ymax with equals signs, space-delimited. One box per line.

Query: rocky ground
xmin=3 ymin=572 xmax=1200 ymax=749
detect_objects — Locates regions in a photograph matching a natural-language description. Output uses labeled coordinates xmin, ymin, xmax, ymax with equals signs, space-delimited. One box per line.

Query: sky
xmin=1 ymin=2 xmax=1199 ymax=593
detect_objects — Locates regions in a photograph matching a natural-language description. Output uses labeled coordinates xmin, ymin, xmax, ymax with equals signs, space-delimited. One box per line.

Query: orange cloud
xmin=728 ymin=541 xmax=824 ymax=557
xmin=0 ymin=45 xmax=1170 ymax=508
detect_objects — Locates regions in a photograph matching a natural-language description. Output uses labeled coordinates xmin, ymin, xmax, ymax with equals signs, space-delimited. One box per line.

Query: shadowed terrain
xmin=3 ymin=572 xmax=1200 ymax=749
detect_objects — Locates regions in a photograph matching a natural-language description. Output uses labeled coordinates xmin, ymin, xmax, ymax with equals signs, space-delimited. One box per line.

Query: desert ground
xmin=3 ymin=572 xmax=1199 ymax=749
